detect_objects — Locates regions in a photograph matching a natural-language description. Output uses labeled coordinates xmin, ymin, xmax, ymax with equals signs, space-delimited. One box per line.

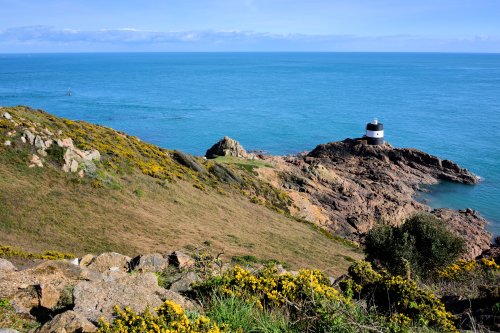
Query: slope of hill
xmin=0 ymin=106 xmax=361 ymax=275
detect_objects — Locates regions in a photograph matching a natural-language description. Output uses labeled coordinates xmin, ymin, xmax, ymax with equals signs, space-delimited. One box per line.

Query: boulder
xmin=37 ymin=284 xmax=61 ymax=310
xmin=73 ymin=272 xmax=194 ymax=322
xmin=0 ymin=258 xmax=16 ymax=272
xmin=86 ymin=252 xmax=131 ymax=273
xmin=30 ymin=154 xmax=43 ymax=168
xmin=130 ymin=253 xmax=169 ymax=273
xmin=2 ymin=112 xmax=12 ymax=120
xmin=3 ymin=140 xmax=11 ymax=147
xmin=37 ymin=310 xmax=97 ymax=333
xmin=34 ymin=136 xmax=45 ymax=149
xmin=0 ymin=261 xmax=88 ymax=314
xmin=83 ymin=150 xmax=100 ymax=162
xmin=79 ymin=254 xmax=95 ymax=268
xmin=58 ymin=138 xmax=74 ymax=149
xmin=69 ymin=160 xmax=78 ymax=173
xmin=169 ymin=271 xmax=200 ymax=293
xmin=172 ymin=150 xmax=206 ymax=173
xmin=168 ymin=251 xmax=195 ymax=270
xmin=24 ymin=130 xmax=35 ymax=145
xmin=205 ymin=136 xmax=248 ymax=159
xmin=0 ymin=329 xmax=20 ymax=333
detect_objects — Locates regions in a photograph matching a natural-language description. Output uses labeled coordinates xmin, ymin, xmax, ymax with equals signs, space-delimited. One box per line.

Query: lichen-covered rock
xmin=169 ymin=271 xmax=200 ymax=293
xmin=130 ymin=253 xmax=169 ymax=273
xmin=205 ymin=136 xmax=248 ymax=159
xmin=73 ymin=273 xmax=194 ymax=322
xmin=37 ymin=310 xmax=97 ymax=333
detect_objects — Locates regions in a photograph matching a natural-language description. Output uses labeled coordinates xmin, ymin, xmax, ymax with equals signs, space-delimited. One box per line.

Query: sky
xmin=0 ymin=0 xmax=499 ymax=52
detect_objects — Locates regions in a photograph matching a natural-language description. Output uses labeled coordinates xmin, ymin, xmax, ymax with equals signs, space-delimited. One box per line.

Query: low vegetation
xmin=364 ymin=213 xmax=466 ymax=277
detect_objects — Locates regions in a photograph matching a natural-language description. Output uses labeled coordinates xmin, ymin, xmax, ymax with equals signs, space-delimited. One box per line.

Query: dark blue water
xmin=0 ymin=53 xmax=499 ymax=235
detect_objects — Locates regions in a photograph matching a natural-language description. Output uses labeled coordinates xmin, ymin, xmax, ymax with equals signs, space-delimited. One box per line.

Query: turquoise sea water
xmin=0 ymin=53 xmax=499 ymax=235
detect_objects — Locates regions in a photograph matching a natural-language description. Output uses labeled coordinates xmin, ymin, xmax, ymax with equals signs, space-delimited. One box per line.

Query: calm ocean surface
xmin=0 ymin=53 xmax=498 ymax=235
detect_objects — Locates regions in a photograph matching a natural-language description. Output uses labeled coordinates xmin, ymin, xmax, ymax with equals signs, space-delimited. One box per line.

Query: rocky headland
xmin=255 ymin=138 xmax=491 ymax=258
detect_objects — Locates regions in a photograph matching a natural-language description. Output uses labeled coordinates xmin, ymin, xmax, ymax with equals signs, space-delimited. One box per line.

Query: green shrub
xmin=365 ymin=213 xmax=466 ymax=277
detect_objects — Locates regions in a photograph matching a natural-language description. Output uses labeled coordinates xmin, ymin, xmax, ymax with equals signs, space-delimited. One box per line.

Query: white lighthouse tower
xmin=365 ymin=118 xmax=384 ymax=145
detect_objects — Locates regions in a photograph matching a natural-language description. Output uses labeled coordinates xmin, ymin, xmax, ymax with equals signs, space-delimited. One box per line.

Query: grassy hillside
xmin=0 ymin=106 xmax=361 ymax=275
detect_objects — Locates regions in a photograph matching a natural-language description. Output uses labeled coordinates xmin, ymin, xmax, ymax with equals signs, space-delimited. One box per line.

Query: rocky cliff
xmin=256 ymin=139 xmax=491 ymax=258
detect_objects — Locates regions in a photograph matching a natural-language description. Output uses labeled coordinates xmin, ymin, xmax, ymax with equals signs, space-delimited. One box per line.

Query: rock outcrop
xmin=205 ymin=136 xmax=248 ymax=159
xmin=2 ymin=112 xmax=100 ymax=176
xmin=257 ymin=139 xmax=491 ymax=258
xmin=73 ymin=272 xmax=192 ymax=322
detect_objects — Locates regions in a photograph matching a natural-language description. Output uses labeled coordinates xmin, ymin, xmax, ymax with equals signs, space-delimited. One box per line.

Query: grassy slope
xmin=0 ymin=106 xmax=361 ymax=275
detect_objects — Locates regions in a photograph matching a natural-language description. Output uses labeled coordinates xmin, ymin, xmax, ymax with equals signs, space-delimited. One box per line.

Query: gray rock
xmin=83 ymin=150 xmax=100 ymax=162
xmin=73 ymin=272 xmax=194 ymax=322
xmin=130 ymin=253 xmax=169 ymax=273
xmin=205 ymin=136 xmax=248 ymax=159
xmin=23 ymin=130 xmax=35 ymax=145
xmin=34 ymin=136 xmax=45 ymax=149
xmin=86 ymin=252 xmax=131 ymax=273
xmin=3 ymin=140 xmax=11 ymax=147
xmin=169 ymin=271 xmax=200 ymax=293
xmin=69 ymin=160 xmax=79 ymax=173
xmin=168 ymin=251 xmax=195 ymax=269
xmin=37 ymin=310 xmax=97 ymax=333
xmin=172 ymin=150 xmax=207 ymax=173
xmin=2 ymin=112 xmax=12 ymax=120
xmin=0 ymin=258 xmax=16 ymax=272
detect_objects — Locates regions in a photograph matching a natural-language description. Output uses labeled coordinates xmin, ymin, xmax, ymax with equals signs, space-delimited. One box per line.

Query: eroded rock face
xmin=205 ymin=136 xmax=248 ymax=159
xmin=73 ymin=272 xmax=194 ymax=323
xmin=257 ymin=139 xmax=491 ymax=257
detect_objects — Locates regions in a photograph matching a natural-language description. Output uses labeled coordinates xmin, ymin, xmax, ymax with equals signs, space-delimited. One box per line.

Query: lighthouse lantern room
xmin=365 ymin=119 xmax=384 ymax=145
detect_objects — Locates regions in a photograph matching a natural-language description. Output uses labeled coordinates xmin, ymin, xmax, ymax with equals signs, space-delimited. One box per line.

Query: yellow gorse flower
xmin=98 ymin=301 xmax=226 ymax=333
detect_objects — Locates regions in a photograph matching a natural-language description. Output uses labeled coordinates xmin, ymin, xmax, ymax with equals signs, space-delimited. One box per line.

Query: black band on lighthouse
xmin=366 ymin=123 xmax=384 ymax=131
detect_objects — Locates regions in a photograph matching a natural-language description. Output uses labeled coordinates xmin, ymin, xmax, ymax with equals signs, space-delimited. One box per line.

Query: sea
xmin=0 ymin=52 xmax=498 ymax=235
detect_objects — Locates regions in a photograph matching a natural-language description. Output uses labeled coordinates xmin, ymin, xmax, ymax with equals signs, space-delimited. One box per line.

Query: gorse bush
xmin=98 ymin=301 xmax=227 ymax=333
xmin=365 ymin=213 xmax=466 ymax=277
xmin=340 ymin=261 xmax=458 ymax=333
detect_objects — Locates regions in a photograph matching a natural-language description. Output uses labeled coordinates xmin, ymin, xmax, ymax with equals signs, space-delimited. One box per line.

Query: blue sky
xmin=0 ymin=0 xmax=499 ymax=52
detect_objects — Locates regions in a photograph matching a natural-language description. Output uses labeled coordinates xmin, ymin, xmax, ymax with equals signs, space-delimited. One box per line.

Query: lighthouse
xmin=365 ymin=119 xmax=384 ymax=145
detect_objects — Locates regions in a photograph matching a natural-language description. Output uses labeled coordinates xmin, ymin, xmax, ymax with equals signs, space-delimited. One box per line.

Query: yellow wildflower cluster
xmin=98 ymin=301 xmax=227 ymax=333
xmin=437 ymin=258 xmax=500 ymax=280
xmin=212 ymin=265 xmax=347 ymax=309
xmin=0 ymin=244 xmax=74 ymax=260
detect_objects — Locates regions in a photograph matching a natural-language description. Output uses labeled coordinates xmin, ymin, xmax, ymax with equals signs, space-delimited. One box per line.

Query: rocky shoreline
xmin=229 ymin=138 xmax=492 ymax=258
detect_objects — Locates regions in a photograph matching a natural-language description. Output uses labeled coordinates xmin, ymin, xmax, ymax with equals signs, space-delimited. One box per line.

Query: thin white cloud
xmin=0 ymin=26 xmax=499 ymax=52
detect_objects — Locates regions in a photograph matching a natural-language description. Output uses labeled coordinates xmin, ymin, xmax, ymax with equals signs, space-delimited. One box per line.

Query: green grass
xmin=213 ymin=156 xmax=273 ymax=174
xmin=206 ymin=295 xmax=293 ymax=333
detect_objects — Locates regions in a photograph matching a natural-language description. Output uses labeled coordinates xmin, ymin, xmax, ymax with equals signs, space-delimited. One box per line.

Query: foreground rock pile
xmin=0 ymin=251 xmax=202 ymax=333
